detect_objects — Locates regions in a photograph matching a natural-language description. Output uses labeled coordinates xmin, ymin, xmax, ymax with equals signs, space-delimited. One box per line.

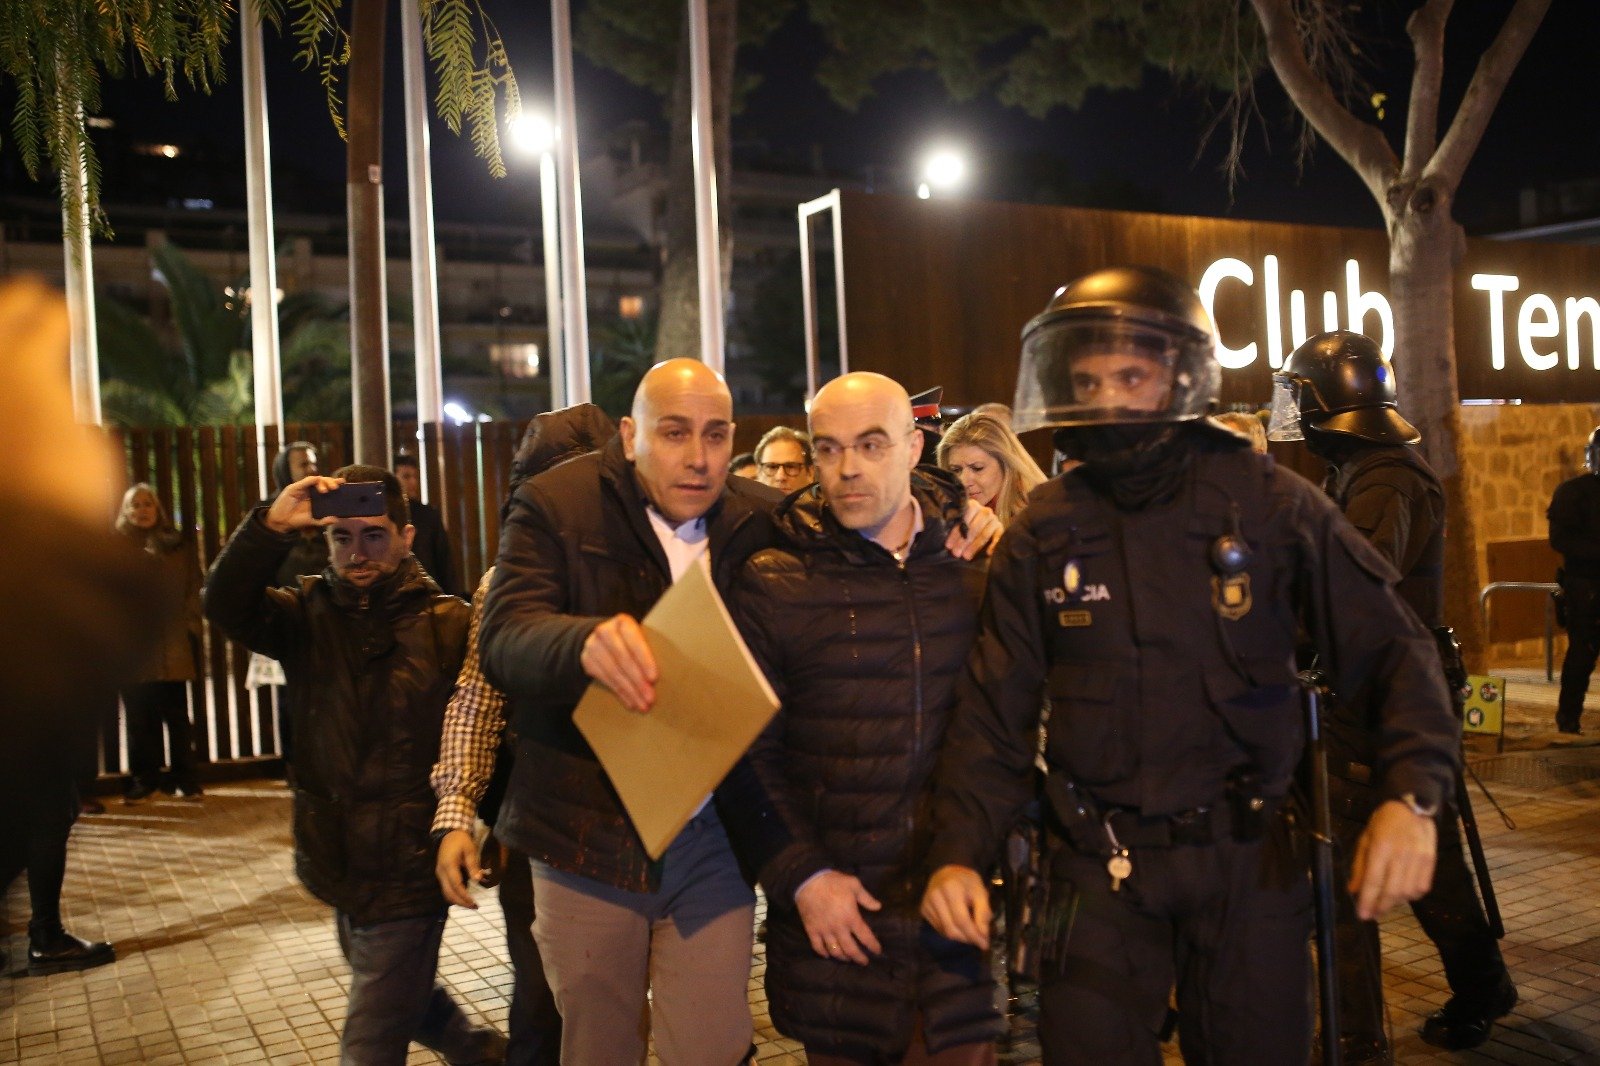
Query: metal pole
xmin=347 ymin=0 xmax=392 ymax=467
xmin=798 ymin=206 xmax=818 ymax=402
xmin=61 ymin=120 xmax=101 ymax=426
xmin=686 ymin=0 xmax=724 ymax=373
xmin=401 ymin=0 xmax=444 ymax=500
xmin=241 ymin=0 xmax=283 ymax=499
xmin=797 ymin=190 xmax=847 ymax=398
xmin=550 ymin=0 xmax=591 ymax=402
xmin=540 ymin=151 xmax=566 ymax=409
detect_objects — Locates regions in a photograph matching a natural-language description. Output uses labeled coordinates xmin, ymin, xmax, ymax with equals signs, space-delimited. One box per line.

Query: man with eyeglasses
xmin=730 ymin=372 xmax=1004 ymax=1064
xmin=753 ymin=425 xmax=816 ymax=495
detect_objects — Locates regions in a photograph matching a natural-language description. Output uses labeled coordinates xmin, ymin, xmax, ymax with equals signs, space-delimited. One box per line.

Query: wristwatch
xmin=1397 ymin=792 xmax=1439 ymax=819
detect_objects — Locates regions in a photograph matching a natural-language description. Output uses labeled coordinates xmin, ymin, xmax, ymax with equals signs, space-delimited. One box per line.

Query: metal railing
xmin=1479 ymin=581 xmax=1561 ymax=681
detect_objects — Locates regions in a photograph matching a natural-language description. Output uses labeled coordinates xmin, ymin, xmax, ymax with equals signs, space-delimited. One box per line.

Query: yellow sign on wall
xmin=1463 ymin=675 xmax=1507 ymax=736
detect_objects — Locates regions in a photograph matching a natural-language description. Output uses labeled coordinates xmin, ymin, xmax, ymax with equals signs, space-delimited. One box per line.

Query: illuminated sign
xmin=1470 ymin=274 xmax=1600 ymax=371
xmin=1197 ymin=256 xmax=1393 ymax=369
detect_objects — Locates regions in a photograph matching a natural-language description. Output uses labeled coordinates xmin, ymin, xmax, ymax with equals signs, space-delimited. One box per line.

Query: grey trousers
xmin=531 ymin=807 xmax=756 ymax=1066
xmin=335 ymin=910 xmax=491 ymax=1066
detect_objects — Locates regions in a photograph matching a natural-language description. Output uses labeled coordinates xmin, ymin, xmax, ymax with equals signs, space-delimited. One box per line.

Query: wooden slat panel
xmin=452 ymin=423 xmax=486 ymax=584
xmin=213 ymin=425 xmax=242 ymax=760
xmin=152 ymin=427 xmax=176 ymax=519
xmin=197 ymin=425 xmax=223 ymax=764
xmin=127 ymin=427 xmax=150 ymax=488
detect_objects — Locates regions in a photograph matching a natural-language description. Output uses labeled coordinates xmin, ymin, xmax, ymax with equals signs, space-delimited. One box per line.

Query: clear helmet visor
xmin=1266 ymin=377 xmax=1304 ymax=442
xmin=1012 ymin=320 xmax=1190 ymax=433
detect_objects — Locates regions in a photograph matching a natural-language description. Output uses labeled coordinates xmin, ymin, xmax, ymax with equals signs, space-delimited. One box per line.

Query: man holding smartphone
xmin=204 ymin=465 xmax=506 ymax=1066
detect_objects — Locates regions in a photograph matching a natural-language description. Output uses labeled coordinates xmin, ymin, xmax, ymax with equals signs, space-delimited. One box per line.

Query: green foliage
xmin=0 ymin=0 xmax=230 ymax=237
xmin=807 ymin=0 xmax=1258 ymax=118
xmin=1 ymin=0 xmax=519 ymax=234
xmin=96 ymin=243 xmax=374 ymax=427
xmin=589 ymin=316 xmax=661 ymax=419
xmin=735 ymin=250 xmax=833 ymax=410
xmin=575 ymin=0 xmax=796 ymax=110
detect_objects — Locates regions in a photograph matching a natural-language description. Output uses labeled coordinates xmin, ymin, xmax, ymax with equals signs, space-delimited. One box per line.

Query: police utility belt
xmin=1046 ymin=772 xmax=1280 ymax=885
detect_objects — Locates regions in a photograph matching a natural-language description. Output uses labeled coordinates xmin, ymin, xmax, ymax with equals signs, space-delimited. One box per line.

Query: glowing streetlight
xmin=919 ymin=148 xmax=968 ymax=198
xmin=507 ymin=111 xmax=567 ymax=404
xmin=509 ymin=114 xmax=556 ymax=157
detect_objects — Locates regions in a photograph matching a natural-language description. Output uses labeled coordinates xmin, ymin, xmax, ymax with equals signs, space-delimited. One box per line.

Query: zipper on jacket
xmin=902 ymin=564 xmax=925 ymax=847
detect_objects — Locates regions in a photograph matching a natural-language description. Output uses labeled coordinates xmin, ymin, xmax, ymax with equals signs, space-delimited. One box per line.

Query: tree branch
xmin=1246 ymin=0 xmax=1399 ymax=210
xmin=1424 ymin=0 xmax=1552 ymax=188
xmin=1400 ymin=0 xmax=1453 ymax=183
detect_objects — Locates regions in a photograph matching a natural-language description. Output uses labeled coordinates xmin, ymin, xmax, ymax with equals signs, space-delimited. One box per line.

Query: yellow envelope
xmin=573 ymin=553 xmax=779 ymax=859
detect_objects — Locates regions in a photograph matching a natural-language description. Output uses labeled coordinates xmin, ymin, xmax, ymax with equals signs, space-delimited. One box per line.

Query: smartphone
xmin=311 ymin=482 xmax=388 ymax=520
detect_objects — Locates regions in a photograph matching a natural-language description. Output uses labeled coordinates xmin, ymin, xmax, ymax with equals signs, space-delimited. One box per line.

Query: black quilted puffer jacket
xmin=729 ymin=468 xmax=1001 ymax=1059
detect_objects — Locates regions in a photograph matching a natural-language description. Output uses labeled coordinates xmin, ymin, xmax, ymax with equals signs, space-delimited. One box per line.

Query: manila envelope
xmin=573 ymin=553 xmax=779 ymax=860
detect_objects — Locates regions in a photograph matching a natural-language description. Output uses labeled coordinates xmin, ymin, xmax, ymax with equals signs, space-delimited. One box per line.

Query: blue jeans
xmin=335 ymin=910 xmax=495 ymax=1066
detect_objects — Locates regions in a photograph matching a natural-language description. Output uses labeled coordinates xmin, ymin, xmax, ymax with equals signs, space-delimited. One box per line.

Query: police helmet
xmin=1267 ymin=330 xmax=1420 ymax=446
xmin=1586 ymin=427 xmax=1600 ymax=475
xmin=1011 ymin=266 xmax=1220 ymax=433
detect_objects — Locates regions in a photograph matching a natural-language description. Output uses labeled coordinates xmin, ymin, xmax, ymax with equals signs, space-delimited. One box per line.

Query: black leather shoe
xmin=1421 ymin=979 xmax=1518 ymax=1050
xmin=27 ymin=930 xmax=115 ymax=975
xmin=123 ymin=781 xmax=154 ymax=805
xmin=1557 ymin=716 xmax=1583 ymax=735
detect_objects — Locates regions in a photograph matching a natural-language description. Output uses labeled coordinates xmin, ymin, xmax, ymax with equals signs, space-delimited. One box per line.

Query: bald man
xmin=478 ymin=362 xmax=790 ymax=1064
xmin=729 ymin=374 xmax=1003 ymax=1064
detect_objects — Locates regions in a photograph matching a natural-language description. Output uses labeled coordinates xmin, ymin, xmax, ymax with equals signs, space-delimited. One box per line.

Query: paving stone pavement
xmin=3 ymin=746 xmax=1598 ymax=1065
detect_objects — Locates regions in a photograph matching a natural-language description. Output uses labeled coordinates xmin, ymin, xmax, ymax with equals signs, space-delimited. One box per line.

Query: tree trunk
xmin=347 ymin=0 xmax=392 ymax=466
xmin=653 ymin=0 xmax=736 ymax=364
xmin=1387 ymin=187 xmax=1487 ymax=667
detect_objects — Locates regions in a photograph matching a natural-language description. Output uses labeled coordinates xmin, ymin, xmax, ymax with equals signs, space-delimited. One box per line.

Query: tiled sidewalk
xmin=4 ymin=747 xmax=1599 ymax=1065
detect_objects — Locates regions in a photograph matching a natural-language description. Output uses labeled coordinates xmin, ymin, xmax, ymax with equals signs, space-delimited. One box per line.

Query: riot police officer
xmin=1548 ymin=427 xmax=1600 ymax=735
xmin=1274 ymin=330 xmax=1516 ymax=1058
xmin=920 ymin=267 xmax=1460 ymax=1064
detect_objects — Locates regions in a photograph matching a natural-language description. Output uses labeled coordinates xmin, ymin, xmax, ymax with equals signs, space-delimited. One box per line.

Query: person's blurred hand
xmin=0 ymin=280 xmax=119 ymax=524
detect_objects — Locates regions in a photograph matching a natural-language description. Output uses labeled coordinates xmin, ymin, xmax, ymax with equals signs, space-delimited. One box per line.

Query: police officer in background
xmin=1548 ymin=427 xmax=1600 ymax=735
xmin=1273 ymin=331 xmax=1516 ymax=1059
xmin=920 ymin=267 xmax=1460 ymax=1064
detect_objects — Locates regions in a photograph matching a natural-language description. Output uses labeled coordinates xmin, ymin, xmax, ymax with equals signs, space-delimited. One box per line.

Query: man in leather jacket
xmin=205 ymin=465 xmax=503 ymax=1066
xmin=731 ymin=373 xmax=1002 ymax=1064
xmin=921 ymin=268 xmax=1459 ymax=1064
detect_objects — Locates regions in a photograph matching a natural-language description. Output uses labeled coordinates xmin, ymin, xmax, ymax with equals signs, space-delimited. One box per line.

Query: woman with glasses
xmin=936 ymin=409 xmax=1048 ymax=526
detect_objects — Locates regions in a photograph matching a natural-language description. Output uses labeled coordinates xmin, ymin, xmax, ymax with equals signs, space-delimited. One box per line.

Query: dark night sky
xmin=6 ymin=2 xmax=1597 ymax=236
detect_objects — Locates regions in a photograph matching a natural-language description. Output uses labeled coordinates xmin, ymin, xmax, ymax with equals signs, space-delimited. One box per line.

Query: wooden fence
xmin=103 ymin=420 xmax=531 ymax=776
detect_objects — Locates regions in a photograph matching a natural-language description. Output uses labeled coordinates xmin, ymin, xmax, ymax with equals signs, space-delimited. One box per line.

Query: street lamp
xmin=508 ymin=112 xmax=567 ymax=407
xmin=918 ymin=147 xmax=968 ymax=199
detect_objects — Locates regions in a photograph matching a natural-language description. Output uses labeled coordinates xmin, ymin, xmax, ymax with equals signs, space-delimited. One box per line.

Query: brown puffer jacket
xmin=728 ymin=468 xmax=1001 ymax=1059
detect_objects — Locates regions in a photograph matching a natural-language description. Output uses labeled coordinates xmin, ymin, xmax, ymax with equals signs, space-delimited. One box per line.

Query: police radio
xmin=1210 ymin=504 xmax=1252 ymax=576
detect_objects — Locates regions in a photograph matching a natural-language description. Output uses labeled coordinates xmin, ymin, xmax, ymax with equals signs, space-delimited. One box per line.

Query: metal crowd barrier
xmin=1479 ymin=581 xmax=1561 ymax=682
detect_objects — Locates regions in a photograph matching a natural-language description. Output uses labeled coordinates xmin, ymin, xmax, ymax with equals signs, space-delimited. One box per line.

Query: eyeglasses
xmin=758 ymin=461 xmax=809 ymax=477
xmin=812 ymin=430 xmax=914 ymax=466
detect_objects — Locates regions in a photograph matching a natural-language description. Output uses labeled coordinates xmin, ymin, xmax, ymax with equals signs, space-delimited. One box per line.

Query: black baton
xmin=1455 ymin=766 xmax=1506 ymax=939
xmin=1301 ymin=674 xmax=1342 ymax=1066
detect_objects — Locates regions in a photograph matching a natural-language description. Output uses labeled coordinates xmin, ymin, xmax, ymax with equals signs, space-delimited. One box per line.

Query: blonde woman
xmin=937 ymin=410 xmax=1048 ymax=525
xmin=116 ymin=484 xmax=204 ymax=803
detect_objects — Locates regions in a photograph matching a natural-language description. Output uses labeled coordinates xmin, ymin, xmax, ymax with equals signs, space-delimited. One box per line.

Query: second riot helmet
xmin=1011 ymin=266 xmax=1220 ymax=433
xmin=1268 ymin=330 xmax=1420 ymax=446
xmin=1585 ymin=426 xmax=1600 ymax=475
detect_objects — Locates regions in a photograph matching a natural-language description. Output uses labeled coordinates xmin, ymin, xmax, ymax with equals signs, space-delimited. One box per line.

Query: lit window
xmin=619 ymin=295 xmax=645 ymax=319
